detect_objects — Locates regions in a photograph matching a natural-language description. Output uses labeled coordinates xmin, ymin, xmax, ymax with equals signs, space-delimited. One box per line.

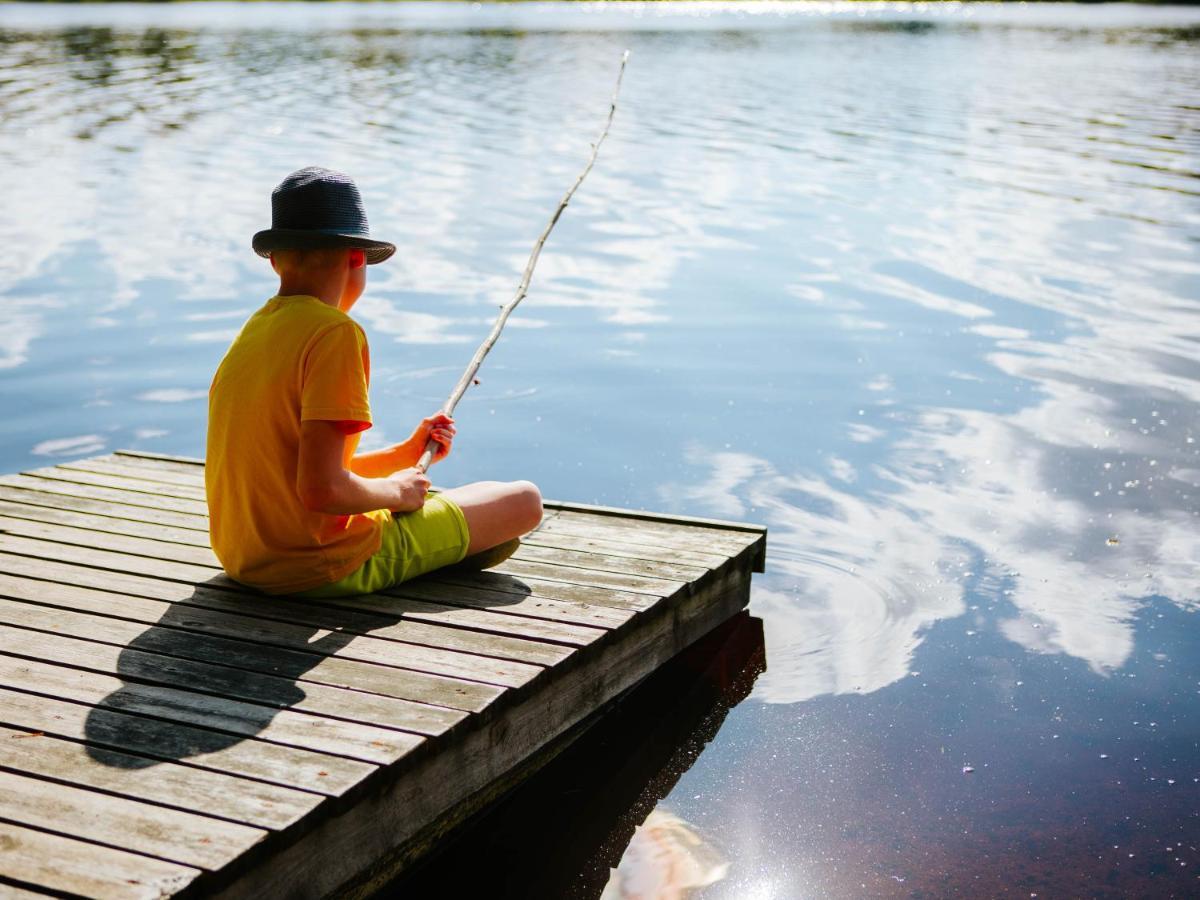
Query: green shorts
xmin=294 ymin=494 xmax=470 ymax=598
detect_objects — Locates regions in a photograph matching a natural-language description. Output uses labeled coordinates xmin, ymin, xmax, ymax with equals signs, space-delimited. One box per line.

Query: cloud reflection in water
xmin=600 ymin=808 xmax=729 ymax=900
xmin=665 ymin=238 xmax=1199 ymax=702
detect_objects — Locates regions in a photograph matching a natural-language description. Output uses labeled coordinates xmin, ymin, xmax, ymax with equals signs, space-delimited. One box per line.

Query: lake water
xmin=1 ymin=2 xmax=1198 ymax=896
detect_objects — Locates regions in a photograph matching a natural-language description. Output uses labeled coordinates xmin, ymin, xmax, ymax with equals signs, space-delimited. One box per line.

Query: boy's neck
xmin=276 ymin=271 xmax=347 ymax=311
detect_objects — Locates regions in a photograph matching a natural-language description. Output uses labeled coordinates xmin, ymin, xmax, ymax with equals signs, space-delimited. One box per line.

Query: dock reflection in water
xmin=387 ymin=613 xmax=765 ymax=899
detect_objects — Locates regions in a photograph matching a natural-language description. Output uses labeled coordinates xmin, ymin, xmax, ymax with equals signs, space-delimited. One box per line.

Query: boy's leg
xmin=296 ymin=482 xmax=541 ymax=597
xmin=439 ymin=480 xmax=543 ymax=555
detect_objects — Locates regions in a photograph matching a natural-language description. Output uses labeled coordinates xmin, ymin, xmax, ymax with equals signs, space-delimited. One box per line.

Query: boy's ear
xmin=269 ymin=252 xmax=279 ymax=274
xmin=348 ymin=248 xmax=366 ymax=269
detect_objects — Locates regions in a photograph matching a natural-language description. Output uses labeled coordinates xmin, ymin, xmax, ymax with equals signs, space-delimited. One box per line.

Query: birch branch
xmin=416 ymin=49 xmax=630 ymax=473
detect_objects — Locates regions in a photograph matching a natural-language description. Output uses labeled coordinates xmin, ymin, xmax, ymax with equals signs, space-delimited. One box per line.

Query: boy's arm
xmin=297 ymin=420 xmax=429 ymax=514
xmin=348 ymin=413 xmax=455 ymax=478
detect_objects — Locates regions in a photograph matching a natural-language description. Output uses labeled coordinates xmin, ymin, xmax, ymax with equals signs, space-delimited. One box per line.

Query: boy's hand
xmin=409 ymin=412 xmax=456 ymax=464
xmin=388 ymin=467 xmax=431 ymax=512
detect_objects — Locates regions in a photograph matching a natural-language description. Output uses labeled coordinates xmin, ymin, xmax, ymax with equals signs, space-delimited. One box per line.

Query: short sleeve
xmin=300 ymin=321 xmax=372 ymax=430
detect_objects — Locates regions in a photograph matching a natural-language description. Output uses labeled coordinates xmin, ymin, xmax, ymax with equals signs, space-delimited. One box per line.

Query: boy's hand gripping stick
xmin=415 ymin=50 xmax=630 ymax=473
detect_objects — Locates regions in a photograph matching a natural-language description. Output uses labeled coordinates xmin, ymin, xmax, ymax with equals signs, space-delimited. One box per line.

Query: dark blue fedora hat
xmin=252 ymin=167 xmax=396 ymax=265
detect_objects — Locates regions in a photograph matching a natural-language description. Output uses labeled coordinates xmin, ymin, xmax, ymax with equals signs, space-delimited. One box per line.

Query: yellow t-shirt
xmin=205 ymin=294 xmax=389 ymax=594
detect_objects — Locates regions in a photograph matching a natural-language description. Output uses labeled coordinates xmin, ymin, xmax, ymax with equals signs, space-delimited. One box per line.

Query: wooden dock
xmin=0 ymin=451 xmax=765 ymax=899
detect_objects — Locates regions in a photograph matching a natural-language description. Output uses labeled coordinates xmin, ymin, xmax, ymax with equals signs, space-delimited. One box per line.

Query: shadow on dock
xmin=81 ymin=574 xmax=533 ymax=768
xmin=382 ymin=611 xmax=767 ymax=899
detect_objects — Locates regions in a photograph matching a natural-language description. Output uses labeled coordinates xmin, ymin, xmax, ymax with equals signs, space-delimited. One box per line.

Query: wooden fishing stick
xmin=416 ymin=50 xmax=631 ymax=473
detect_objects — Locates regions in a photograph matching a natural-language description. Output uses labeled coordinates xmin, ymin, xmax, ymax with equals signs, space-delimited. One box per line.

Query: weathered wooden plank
xmin=0 ymin=498 xmax=208 ymax=547
xmin=0 ymin=687 xmax=367 ymax=796
xmin=0 ymin=473 xmax=208 ymax=516
xmin=0 ymin=491 xmax=729 ymax=574
xmin=0 ymin=727 xmax=318 ymax=831
xmin=0 ymin=599 xmax=465 ymax=737
xmin=0 ymin=554 xmax=592 ymax=686
xmin=0 ymin=592 xmax=499 ymax=720
xmin=0 ymin=505 xmax=712 ymax=598
xmin=291 ymin=591 xmax=604 ymax=649
xmin=104 ymin=454 xmax=764 ymax=555
xmin=491 ymin=557 xmax=686 ymax=596
xmin=0 ymin=514 xmax=216 ymax=566
xmin=0 ymin=769 xmax=265 ymax=870
xmin=547 ymin=499 xmax=768 ymax=535
xmin=61 ymin=456 xmax=210 ymax=490
xmin=108 ymin=452 xmax=760 ymax=536
xmin=0 ymin=571 xmax=571 ymax=672
xmin=539 ymin=518 xmax=767 ymax=577
xmin=32 ymin=456 xmax=746 ymax=569
xmin=0 ymin=513 xmax=590 ymax=662
xmin=427 ymin=568 xmax=661 ymax=614
xmin=11 ymin=472 xmax=729 ymax=578
xmin=0 ymin=549 xmax=601 ymax=651
xmin=0 ymin=648 xmax=421 ymax=766
xmin=0 ymin=550 xmax=202 ymax=602
xmin=0 ymin=483 xmax=209 ymax=533
xmin=0 ymin=553 xmax=543 ymax=689
xmin=2 ymin=513 xmax=676 ymax=633
xmin=388 ymin=578 xmax=643 ymax=628
xmin=3 ymin=516 xmax=644 ymax=636
xmin=0 ymin=532 xmax=215 ymax=583
xmin=9 ymin=458 xmax=759 ymax=567
xmin=511 ymin=542 xmax=710 ymax=582
xmin=0 ymin=822 xmax=199 ymax=899
xmin=537 ymin=510 xmax=756 ymax=556
xmin=115 ymin=450 xmax=204 ymax=468
xmin=23 ymin=465 xmax=207 ymax=503
xmin=96 ymin=455 xmax=766 ymax=566
xmin=523 ymin=528 xmax=726 ymax=568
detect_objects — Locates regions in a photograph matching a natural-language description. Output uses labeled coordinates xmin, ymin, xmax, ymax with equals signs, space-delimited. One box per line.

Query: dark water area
xmin=393 ymin=612 xmax=768 ymax=897
xmin=0 ymin=2 xmax=1198 ymax=896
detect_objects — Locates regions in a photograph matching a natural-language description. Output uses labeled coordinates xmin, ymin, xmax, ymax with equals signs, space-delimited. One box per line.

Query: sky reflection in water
xmin=0 ymin=3 xmax=1198 ymax=896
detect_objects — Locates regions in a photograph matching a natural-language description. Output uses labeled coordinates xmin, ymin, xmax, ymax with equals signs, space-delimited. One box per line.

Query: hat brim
xmin=252 ymin=229 xmax=395 ymax=265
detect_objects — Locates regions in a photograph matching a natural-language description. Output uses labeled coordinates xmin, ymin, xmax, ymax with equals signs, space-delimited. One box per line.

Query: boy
xmin=206 ymin=166 xmax=542 ymax=597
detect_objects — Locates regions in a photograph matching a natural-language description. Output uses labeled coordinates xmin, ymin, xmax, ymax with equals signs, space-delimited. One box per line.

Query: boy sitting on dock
xmin=205 ymin=167 xmax=542 ymax=597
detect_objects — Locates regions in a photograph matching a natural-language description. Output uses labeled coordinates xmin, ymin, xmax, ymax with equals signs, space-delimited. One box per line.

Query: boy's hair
xmin=270 ymin=247 xmax=351 ymax=276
